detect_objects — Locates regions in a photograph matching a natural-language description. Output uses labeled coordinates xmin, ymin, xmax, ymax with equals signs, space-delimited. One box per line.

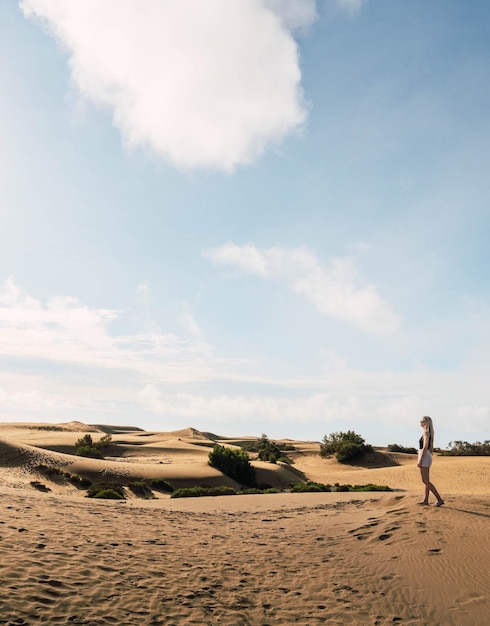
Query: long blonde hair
xmin=422 ymin=416 xmax=434 ymax=453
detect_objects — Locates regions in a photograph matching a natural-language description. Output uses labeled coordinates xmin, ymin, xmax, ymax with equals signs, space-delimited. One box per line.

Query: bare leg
xmin=420 ymin=467 xmax=444 ymax=505
xmin=418 ymin=467 xmax=429 ymax=504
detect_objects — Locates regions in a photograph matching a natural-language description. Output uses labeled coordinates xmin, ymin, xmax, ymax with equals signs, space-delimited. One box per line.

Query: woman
xmin=417 ymin=416 xmax=444 ymax=506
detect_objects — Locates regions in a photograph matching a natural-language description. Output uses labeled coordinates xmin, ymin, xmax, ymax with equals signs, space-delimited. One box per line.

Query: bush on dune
xmin=87 ymin=481 xmax=125 ymax=499
xmin=208 ymin=444 xmax=257 ymax=487
xmin=291 ymin=481 xmax=392 ymax=493
xmin=93 ymin=489 xmax=125 ymax=499
xmin=128 ymin=480 xmax=154 ymax=498
xmin=292 ymin=482 xmax=332 ymax=493
xmin=74 ymin=433 xmax=112 ymax=459
xmin=171 ymin=486 xmax=237 ymax=498
xmin=319 ymin=431 xmax=373 ymax=463
xmin=243 ymin=434 xmax=294 ymax=464
xmin=149 ymin=478 xmax=174 ymax=493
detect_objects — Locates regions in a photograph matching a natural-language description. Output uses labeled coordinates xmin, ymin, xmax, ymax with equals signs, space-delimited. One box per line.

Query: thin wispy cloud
xmin=0 ymin=278 xmax=486 ymax=441
xmin=336 ymin=0 xmax=366 ymax=16
xmin=204 ymin=244 xmax=401 ymax=336
xmin=0 ymin=277 xmax=212 ymax=383
xmin=20 ymin=0 xmax=314 ymax=172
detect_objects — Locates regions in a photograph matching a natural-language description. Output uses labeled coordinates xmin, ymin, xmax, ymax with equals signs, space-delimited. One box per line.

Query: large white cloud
xmin=20 ymin=0 xmax=314 ymax=171
xmin=204 ymin=243 xmax=401 ymax=335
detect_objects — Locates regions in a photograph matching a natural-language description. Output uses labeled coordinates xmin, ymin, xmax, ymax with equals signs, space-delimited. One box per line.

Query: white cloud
xmin=204 ymin=244 xmax=401 ymax=335
xmin=20 ymin=0 xmax=311 ymax=172
xmin=138 ymin=365 xmax=490 ymax=444
xmin=139 ymin=385 xmax=360 ymax=427
xmin=1 ymin=278 xmax=487 ymax=444
xmin=336 ymin=0 xmax=366 ymax=16
xmin=135 ymin=279 xmax=151 ymax=308
xmin=0 ymin=277 xmax=212 ymax=383
xmin=180 ymin=305 xmax=205 ymax=340
xmin=264 ymin=0 xmax=318 ymax=33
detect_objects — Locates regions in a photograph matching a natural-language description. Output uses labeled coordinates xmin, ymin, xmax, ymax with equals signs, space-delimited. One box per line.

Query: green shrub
xmin=333 ymin=483 xmax=350 ymax=492
xmin=291 ymin=481 xmax=392 ymax=493
xmin=149 ymin=478 xmax=174 ymax=493
xmin=350 ymin=484 xmax=392 ymax=492
xmin=244 ymin=434 xmax=292 ymax=464
xmin=277 ymin=456 xmax=292 ymax=465
xmin=74 ymin=433 xmax=112 ymax=459
xmin=240 ymin=488 xmax=264 ymax=494
xmin=94 ymin=489 xmax=125 ymax=500
xmin=208 ymin=444 xmax=256 ymax=486
xmin=87 ymin=482 xmax=125 ymax=499
xmin=129 ymin=481 xmax=154 ymax=498
xmin=291 ymin=481 xmax=332 ymax=492
xmin=320 ymin=431 xmax=373 ymax=463
xmin=207 ymin=486 xmax=237 ymax=496
xmin=76 ymin=445 xmax=104 ymax=459
xmin=262 ymin=487 xmax=280 ymax=494
xmin=387 ymin=444 xmax=417 ymax=454
xmin=68 ymin=474 xmax=92 ymax=488
xmin=171 ymin=486 xmax=237 ymax=498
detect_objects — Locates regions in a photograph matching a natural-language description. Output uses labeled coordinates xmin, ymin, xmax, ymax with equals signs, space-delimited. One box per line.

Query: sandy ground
xmin=0 ymin=422 xmax=488 ymax=625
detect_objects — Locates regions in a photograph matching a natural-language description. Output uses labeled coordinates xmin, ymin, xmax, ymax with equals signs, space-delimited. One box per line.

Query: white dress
xmin=418 ymin=434 xmax=433 ymax=468
xmin=418 ymin=449 xmax=432 ymax=468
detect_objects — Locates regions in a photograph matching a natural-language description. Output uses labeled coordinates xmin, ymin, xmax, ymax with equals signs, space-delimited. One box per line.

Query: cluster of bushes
xmin=169 ymin=482 xmax=392 ymax=498
xmin=240 ymin=487 xmax=281 ymax=494
xmin=68 ymin=474 xmax=92 ymax=489
xmin=243 ymin=434 xmax=294 ymax=464
xmin=74 ymin=434 xmax=112 ymax=459
xmin=87 ymin=481 xmax=125 ymax=499
xmin=208 ymin=444 xmax=257 ymax=486
xmin=171 ymin=486 xmax=237 ymax=498
xmin=440 ymin=440 xmax=490 ymax=456
xmin=128 ymin=480 xmax=154 ymax=498
xmin=387 ymin=444 xmax=417 ymax=454
xmin=148 ymin=478 xmax=174 ymax=493
xmin=87 ymin=477 xmax=174 ymax=499
xmin=291 ymin=481 xmax=392 ymax=493
xmin=320 ymin=431 xmax=373 ymax=463
xmin=31 ymin=465 xmax=174 ymax=499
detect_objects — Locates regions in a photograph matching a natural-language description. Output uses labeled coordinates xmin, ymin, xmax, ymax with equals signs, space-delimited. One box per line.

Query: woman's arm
xmin=421 ymin=432 xmax=429 ymax=454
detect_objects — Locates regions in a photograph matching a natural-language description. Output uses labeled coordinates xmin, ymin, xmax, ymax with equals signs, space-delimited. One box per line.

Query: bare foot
xmin=416 ymin=501 xmax=429 ymax=506
xmin=433 ymin=500 xmax=445 ymax=507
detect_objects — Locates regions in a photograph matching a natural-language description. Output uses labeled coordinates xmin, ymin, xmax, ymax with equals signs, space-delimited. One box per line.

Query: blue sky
xmin=1 ymin=0 xmax=489 ymax=446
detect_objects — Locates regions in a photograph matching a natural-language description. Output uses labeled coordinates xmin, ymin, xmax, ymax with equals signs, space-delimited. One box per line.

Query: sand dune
xmin=0 ymin=421 xmax=488 ymax=625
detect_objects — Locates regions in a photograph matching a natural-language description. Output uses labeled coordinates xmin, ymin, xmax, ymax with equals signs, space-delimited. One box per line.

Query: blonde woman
xmin=417 ymin=416 xmax=444 ymax=506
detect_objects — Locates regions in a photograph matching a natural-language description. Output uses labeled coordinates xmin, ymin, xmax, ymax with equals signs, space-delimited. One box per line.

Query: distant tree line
xmin=387 ymin=443 xmax=417 ymax=454
xmin=440 ymin=440 xmax=490 ymax=456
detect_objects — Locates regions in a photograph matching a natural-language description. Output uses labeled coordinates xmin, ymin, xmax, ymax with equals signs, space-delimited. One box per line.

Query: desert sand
xmin=0 ymin=421 xmax=488 ymax=625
